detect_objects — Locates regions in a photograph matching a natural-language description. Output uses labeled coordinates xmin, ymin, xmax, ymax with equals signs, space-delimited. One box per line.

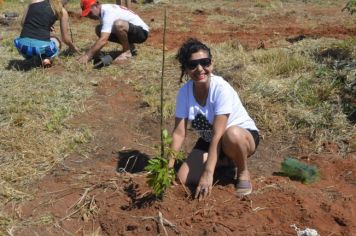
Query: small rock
xmin=90 ymin=80 xmax=99 ymax=86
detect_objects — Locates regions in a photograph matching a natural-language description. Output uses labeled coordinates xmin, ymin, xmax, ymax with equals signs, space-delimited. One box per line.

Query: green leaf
xmin=162 ymin=129 xmax=169 ymax=139
xmin=145 ymin=129 xmax=179 ymax=198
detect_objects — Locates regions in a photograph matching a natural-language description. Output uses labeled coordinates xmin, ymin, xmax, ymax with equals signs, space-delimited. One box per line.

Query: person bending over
xmin=169 ymin=38 xmax=260 ymax=200
xmin=78 ymin=0 xmax=149 ymax=64
xmin=14 ymin=0 xmax=79 ymax=67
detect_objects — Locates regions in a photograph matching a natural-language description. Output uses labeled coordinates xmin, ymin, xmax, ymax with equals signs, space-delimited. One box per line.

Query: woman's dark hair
xmin=176 ymin=38 xmax=212 ymax=82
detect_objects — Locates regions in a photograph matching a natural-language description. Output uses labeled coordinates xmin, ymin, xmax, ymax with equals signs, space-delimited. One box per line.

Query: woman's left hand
xmin=195 ymin=170 xmax=214 ymax=201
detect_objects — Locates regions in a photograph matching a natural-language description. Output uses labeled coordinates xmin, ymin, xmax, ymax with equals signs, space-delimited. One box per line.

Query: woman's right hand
xmin=195 ymin=169 xmax=214 ymax=201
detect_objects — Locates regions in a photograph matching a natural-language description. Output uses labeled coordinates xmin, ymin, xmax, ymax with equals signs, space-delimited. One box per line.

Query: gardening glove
xmin=195 ymin=170 xmax=213 ymax=201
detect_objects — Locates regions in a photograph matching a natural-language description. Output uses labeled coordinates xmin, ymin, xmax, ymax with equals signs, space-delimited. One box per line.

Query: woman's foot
xmin=42 ymin=58 xmax=52 ymax=68
xmin=235 ymin=170 xmax=252 ymax=196
xmin=236 ymin=179 xmax=252 ymax=196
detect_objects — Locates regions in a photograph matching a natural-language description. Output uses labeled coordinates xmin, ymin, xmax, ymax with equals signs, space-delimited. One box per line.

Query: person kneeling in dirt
xmin=78 ymin=0 xmax=149 ymax=64
xmin=14 ymin=0 xmax=79 ymax=67
xmin=168 ymin=38 xmax=260 ymax=200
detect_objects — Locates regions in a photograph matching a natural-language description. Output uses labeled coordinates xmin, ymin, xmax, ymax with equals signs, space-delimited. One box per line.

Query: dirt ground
xmin=4 ymin=1 xmax=356 ymax=235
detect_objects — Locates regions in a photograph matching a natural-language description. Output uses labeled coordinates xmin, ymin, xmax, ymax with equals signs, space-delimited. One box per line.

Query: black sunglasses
xmin=186 ymin=58 xmax=211 ymax=70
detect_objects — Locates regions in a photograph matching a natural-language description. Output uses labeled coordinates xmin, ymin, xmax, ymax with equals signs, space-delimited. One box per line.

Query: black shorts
xmin=193 ymin=129 xmax=260 ymax=158
xmin=96 ymin=23 xmax=148 ymax=44
xmin=127 ymin=23 xmax=148 ymax=43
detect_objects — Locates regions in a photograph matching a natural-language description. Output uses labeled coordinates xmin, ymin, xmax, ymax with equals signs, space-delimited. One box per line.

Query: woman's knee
xmin=223 ymin=127 xmax=247 ymax=145
xmin=222 ymin=127 xmax=255 ymax=155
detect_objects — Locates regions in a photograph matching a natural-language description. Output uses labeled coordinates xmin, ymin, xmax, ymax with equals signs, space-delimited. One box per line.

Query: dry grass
xmin=126 ymin=36 xmax=355 ymax=153
xmin=253 ymin=0 xmax=284 ymax=9
xmin=0 ymin=0 xmax=121 ymax=232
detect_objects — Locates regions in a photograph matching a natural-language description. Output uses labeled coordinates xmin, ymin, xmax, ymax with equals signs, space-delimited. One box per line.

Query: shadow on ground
xmin=6 ymin=58 xmax=42 ymax=71
xmin=117 ymin=149 xmax=150 ymax=173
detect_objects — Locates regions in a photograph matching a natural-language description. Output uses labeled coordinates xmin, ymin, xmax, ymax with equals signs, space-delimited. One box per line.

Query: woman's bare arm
xmin=59 ymin=8 xmax=79 ymax=52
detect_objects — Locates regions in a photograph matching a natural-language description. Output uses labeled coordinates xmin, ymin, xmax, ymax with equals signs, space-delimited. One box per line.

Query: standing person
xmin=168 ymin=38 xmax=259 ymax=200
xmin=116 ymin=0 xmax=131 ymax=9
xmin=78 ymin=0 xmax=149 ymax=64
xmin=14 ymin=0 xmax=79 ymax=67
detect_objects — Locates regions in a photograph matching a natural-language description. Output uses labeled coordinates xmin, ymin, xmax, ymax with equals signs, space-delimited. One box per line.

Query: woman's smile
xmin=187 ymin=50 xmax=213 ymax=83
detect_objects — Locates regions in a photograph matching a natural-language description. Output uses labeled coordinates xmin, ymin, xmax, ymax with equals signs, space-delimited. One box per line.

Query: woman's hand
xmin=195 ymin=170 xmax=214 ymax=201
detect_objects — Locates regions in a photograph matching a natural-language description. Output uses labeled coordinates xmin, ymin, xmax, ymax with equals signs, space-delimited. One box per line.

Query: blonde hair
xmin=49 ymin=0 xmax=63 ymax=19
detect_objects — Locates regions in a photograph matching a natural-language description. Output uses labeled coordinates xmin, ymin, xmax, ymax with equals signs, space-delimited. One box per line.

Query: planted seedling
xmin=145 ymin=9 xmax=184 ymax=199
xmin=145 ymin=129 xmax=184 ymax=198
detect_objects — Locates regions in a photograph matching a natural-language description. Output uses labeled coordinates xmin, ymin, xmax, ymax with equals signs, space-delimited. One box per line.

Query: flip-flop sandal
xmin=236 ymin=179 xmax=252 ymax=196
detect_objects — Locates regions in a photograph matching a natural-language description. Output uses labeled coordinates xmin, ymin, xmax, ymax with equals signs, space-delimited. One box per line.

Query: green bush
xmin=343 ymin=0 xmax=356 ymax=14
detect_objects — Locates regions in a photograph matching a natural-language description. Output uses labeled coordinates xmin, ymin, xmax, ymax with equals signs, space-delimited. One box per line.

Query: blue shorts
xmin=14 ymin=37 xmax=59 ymax=59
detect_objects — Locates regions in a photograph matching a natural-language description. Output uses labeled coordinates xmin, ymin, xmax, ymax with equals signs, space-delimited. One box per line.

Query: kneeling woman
xmin=169 ymin=38 xmax=259 ymax=200
xmin=14 ymin=0 xmax=78 ymax=67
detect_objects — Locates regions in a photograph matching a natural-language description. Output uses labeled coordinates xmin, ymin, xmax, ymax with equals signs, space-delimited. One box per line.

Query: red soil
xmin=8 ymin=76 xmax=355 ymax=235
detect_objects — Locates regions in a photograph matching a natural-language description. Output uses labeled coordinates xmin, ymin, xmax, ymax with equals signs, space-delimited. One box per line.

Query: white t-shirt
xmin=100 ymin=4 xmax=149 ymax=33
xmin=175 ymin=74 xmax=258 ymax=142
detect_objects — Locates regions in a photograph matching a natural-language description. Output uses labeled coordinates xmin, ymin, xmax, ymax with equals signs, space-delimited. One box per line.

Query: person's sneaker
xmin=42 ymin=58 xmax=52 ymax=68
xmin=129 ymin=44 xmax=137 ymax=56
